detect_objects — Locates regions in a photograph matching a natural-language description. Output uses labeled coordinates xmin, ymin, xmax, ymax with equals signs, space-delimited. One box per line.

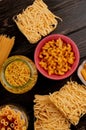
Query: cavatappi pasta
xmin=39 ymin=38 xmax=75 ymax=75
xmin=5 ymin=60 xmax=30 ymax=87
xmin=0 ymin=105 xmax=27 ymax=130
xmin=0 ymin=35 xmax=15 ymax=69
xmin=49 ymin=81 xmax=86 ymax=125
xmin=13 ymin=0 xmax=62 ymax=44
xmin=34 ymin=95 xmax=71 ymax=130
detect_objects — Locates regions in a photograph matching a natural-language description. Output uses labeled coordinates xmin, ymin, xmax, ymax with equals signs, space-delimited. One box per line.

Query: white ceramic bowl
xmin=77 ymin=60 xmax=86 ymax=85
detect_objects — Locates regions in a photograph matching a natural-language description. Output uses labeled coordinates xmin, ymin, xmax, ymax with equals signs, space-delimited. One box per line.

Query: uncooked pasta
xmin=5 ymin=60 xmax=30 ymax=87
xmin=49 ymin=81 xmax=86 ymax=125
xmin=13 ymin=0 xmax=62 ymax=44
xmin=0 ymin=105 xmax=27 ymax=130
xmin=34 ymin=95 xmax=70 ymax=130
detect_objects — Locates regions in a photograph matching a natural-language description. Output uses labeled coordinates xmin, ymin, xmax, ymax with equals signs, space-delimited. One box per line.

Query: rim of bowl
xmin=34 ymin=34 xmax=80 ymax=80
xmin=77 ymin=60 xmax=86 ymax=85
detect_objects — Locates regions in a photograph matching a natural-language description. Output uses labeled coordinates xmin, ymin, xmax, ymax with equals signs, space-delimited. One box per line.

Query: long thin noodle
xmin=13 ymin=0 xmax=62 ymax=44
xmin=0 ymin=35 xmax=15 ymax=69
xmin=49 ymin=81 xmax=86 ymax=125
xmin=34 ymin=95 xmax=70 ymax=130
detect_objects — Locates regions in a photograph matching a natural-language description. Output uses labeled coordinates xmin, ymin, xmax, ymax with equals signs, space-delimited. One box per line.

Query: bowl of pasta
xmin=0 ymin=104 xmax=28 ymax=130
xmin=34 ymin=34 xmax=80 ymax=80
xmin=77 ymin=60 xmax=86 ymax=85
xmin=0 ymin=55 xmax=38 ymax=94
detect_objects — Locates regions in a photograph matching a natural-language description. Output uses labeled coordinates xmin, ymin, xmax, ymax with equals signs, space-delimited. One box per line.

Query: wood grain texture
xmin=0 ymin=0 xmax=86 ymax=130
xmin=0 ymin=0 xmax=86 ymax=55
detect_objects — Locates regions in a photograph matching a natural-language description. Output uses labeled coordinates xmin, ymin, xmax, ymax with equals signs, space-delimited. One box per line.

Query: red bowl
xmin=34 ymin=34 xmax=80 ymax=80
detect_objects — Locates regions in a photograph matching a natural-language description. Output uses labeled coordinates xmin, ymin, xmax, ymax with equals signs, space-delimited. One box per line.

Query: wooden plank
xmin=0 ymin=0 xmax=85 ymax=56
xmin=0 ymin=1 xmax=86 ymax=130
xmin=68 ymin=27 xmax=86 ymax=59
xmin=50 ymin=0 xmax=86 ymax=34
xmin=0 ymin=0 xmax=86 ymax=32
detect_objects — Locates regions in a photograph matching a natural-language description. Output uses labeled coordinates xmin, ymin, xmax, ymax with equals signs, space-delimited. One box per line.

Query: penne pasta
xmin=0 ymin=105 xmax=27 ymax=130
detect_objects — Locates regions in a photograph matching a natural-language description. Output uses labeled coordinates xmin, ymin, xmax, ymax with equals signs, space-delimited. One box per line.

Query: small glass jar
xmin=0 ymin=104 xmax=28 ymax=130
xmin=0 ymin=55 xmax=38 ymax=94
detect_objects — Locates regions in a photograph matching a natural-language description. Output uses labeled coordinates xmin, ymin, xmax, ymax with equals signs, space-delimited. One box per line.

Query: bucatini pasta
xmin=0 ymin=105 xmax=27 ymax=130
xmin=13 ymin=0 xmax=62 ymax=44
xmin=0 ymin=35 xmax=15 ymax=69
xmin=34 ymin=95 xmax=71 ymax=130
xmin=39 ymin=38 xmax=75 ymax=75
xmin=49 ymin=81 xmax=86 ymax=125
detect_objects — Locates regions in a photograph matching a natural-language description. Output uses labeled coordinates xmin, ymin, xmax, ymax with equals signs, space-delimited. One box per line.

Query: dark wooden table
xmin=0 ymin=0 xmax=86 ymax=130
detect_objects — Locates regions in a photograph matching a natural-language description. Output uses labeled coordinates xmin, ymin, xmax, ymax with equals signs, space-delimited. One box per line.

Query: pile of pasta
xmin=13 ymin=0 xmax=61 ymax=44
xmin=0 ymin=105 xmax=27 ymax=130
xmin=49 ymin=81 xmax=86 ymax=125
xmin=5 ymin=60 xmax=31 ymax=87
xmin=0 ymin=35 xmax=15 ymax=69
xmin=34 ymin=95 xmax=71 ymax=130
xmin=34 ymin=81 xmax=86 ymax=130
xmin=39 ymin=38 xmax=75 ymax=75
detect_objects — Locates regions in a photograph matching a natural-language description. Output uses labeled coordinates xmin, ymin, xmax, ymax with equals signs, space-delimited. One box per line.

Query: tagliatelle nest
xmin=13 ymin=0 xmax=62 ymax=44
